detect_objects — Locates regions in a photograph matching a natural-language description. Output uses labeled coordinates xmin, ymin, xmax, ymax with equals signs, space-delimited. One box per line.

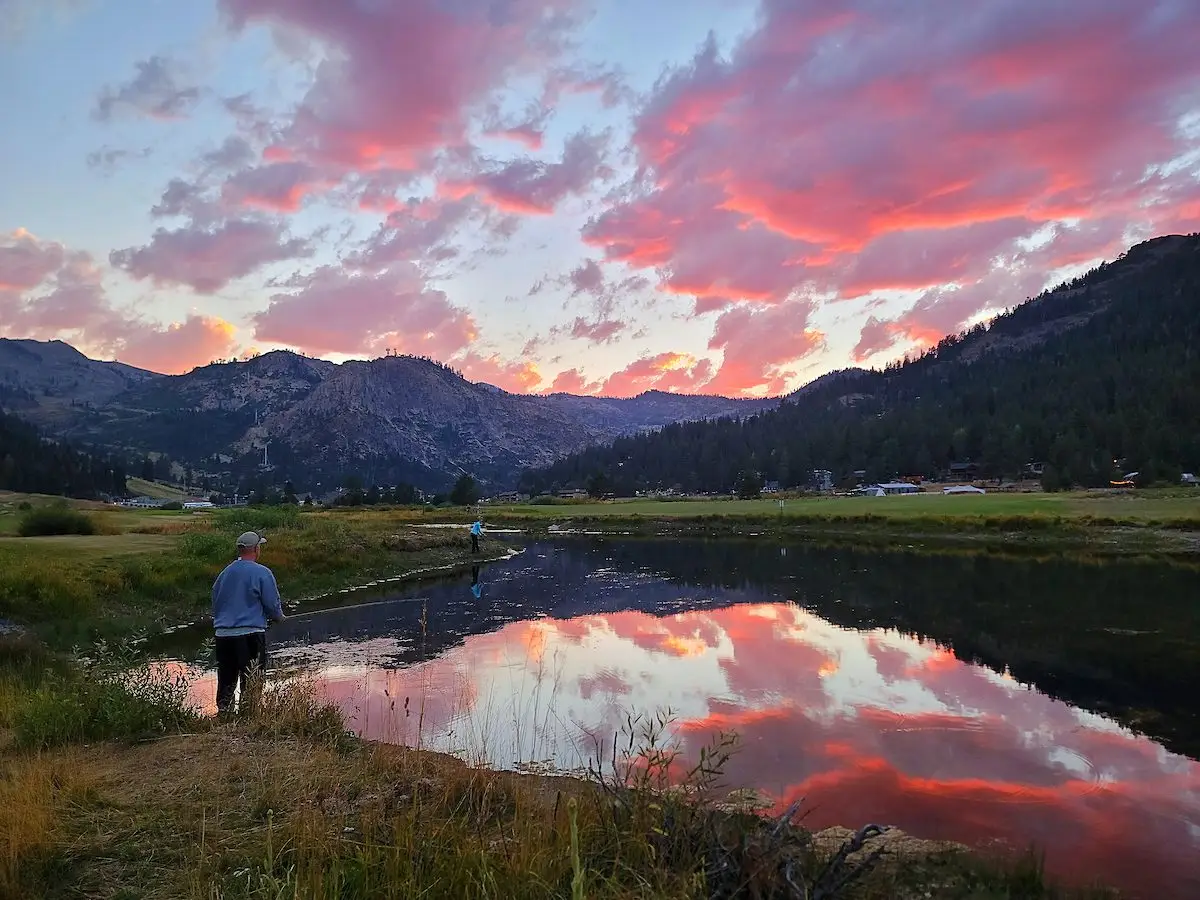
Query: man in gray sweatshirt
xmin=211 ymin=531 xmax=286 ymax=714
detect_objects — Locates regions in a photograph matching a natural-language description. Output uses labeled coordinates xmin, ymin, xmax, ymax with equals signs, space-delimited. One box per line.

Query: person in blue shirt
xmin=470 ymin=518 xmax=483 ymax=554
xmin=211 ymin=531 xmax=286 ymax=714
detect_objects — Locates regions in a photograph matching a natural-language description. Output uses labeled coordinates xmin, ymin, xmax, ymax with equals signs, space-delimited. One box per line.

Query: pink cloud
xmin=221 ymin=161 xmax=328 ymax=212
xmin=568 ymin=259 xmax=605 ymax=295
xmin=151 ymin=178 xmax=211 ymax=220
xmin=201 ymin=135 xmax=257 ymax=172
xmin=350 ymin=197 xmax=476 ymax=271
xmin=584 ymin=181 xmax=815 ymax=309
xmin=579 ymin=0 xmax=1200 ymax=387
xmin=252 ymin=263 xmax=476 ymax=360
xmin=488 ymin=122 xmax=545 ymax=151
xmin=544 ymin=368 xmax=602 ymax=395
xmin=451 ymin=130 xmax=611 ymax=215
xmin=858 ymin=217 xmax=1138 ymax=358
xmin=835 ymin=218 xmax=1035 ymax=298
xmin=852 ymin=316 xmax=903 ymax=362
xmin=0 ymin=229 xmax=65 ymax=291
xmin=599 ymin=352 xmax=714 ymax=398
xmin=2 ymin=246 xmax=126 ymax=345
xmin=457 ymin=352 xmax=543 ymax=393
xmin=1 ymin=231 xmax=240 ymax=373
xmin=543 ymin=63 xmax=631 ymax=110
xmin=117 ymin=315 xmax=239 ymax=374
xmin=110 ymin=219 xmax=312 ymax=293
xmin=218 ymin=0 xmax=579 ymax=170
xmin=481 ymin=99 xmax=550 ymax=151
xmin=705 ymin=300 xmax=825 ymax=396
xmin=353 ymin=170 xmax=423 ymax=214
xmin=567 ymin=317 xmax=625 ymax=344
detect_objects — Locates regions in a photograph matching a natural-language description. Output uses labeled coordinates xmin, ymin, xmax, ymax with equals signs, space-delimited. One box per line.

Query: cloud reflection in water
xmin=175 ymin=597 xmax=1200 ymax=897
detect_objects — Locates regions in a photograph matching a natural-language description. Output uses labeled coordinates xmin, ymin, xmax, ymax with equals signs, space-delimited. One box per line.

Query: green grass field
xmin=486 ymin=489 xmax=1200 ymax=525
xmin=124 ymin=477 xmax=188 ymax=501
xmin=0 ymin=492 xmax=200 ymax=537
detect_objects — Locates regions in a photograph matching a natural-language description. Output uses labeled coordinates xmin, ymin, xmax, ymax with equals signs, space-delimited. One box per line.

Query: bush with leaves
xmin=17 ymin=502 xmax=96 ymax=537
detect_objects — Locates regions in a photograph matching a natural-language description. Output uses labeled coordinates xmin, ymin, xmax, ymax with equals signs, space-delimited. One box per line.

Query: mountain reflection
xmin=168 ymin=541 xmax=1200 ymax=898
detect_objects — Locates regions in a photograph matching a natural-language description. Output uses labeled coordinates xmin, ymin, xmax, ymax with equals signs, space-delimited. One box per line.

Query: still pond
xmin=159 ymin=538 xmax=1200 ymax=898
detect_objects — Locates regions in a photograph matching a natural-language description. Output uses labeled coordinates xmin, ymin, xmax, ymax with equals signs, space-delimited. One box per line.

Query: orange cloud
xmin=456 ymin=352 xmax=543 ymax=394
xmin=598 ymin=352 xmax=714 ymax=398
xmin=543 ymin=368 xmax=602 ymax=396
xmin=117 ymin=315 xmax=239 ymax=374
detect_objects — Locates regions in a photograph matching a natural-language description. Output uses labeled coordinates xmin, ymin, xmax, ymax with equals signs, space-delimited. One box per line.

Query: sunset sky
xmin=3 ymin=0 xmax=1199 ymax=396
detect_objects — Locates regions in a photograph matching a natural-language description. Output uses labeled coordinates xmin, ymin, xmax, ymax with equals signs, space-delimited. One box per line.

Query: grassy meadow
xmin=0 ymin=489 xmax=1182 ymax=897
xmin=487 ymin=488 xmax=1200 ymax=524
xmin=476 ymin=488 xmax=1200 ymax=556
xmin=0 ymin=494 xmax=502 ymax=649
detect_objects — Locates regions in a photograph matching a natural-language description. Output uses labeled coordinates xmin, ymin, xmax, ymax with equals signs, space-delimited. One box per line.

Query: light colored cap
xmin=236 ymin=531 xmax=266 ymax=549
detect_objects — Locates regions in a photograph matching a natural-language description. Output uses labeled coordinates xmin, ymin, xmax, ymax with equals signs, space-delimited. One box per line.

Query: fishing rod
xmin=282 ymin=596 xmax=430 ymax=621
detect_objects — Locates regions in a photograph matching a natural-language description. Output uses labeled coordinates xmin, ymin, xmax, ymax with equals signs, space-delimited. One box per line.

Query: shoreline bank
xmin=476 ymin=512 xmax=1200 ymax=561
xmin=0 ymin=666 xmax=1119 ymax=900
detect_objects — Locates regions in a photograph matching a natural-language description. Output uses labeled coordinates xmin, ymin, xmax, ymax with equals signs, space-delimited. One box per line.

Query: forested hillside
xmin=0 ymin=410 xmax=127 ymax=499
xmin=521 ymin=234 xmax=1200 ymax=495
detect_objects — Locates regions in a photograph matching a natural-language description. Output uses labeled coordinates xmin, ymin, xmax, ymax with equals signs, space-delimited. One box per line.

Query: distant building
xmin=121 ymin=496 xmax=166 ymax=509
xmin=875 ymin=482 xmax=920 ymax=495
xmin=811 ymin=469 xmax=834 ymax=492
xmin=182 ymin=500 xmax=215 ymax=509
xmin=943 ymin=485 xmax=986 ymax=495
xmin=490 ymin=491 xmax=528 ymax=503
xmin=1183 ymin=473 xmax=1198 ymax=486
xmin=762 ymin=481 xmax=781 ymax=493
xmin=1021 ymin=462 xmax=1046 ymax=479
xmin=946 ymin=461 xmax=980 ymax=481
xmin=557 ymin=489 xmax=589 ymax=500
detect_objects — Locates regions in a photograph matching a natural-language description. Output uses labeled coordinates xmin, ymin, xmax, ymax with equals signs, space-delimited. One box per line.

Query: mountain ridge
xmin=0 ymin=339 xmax=777 ymax=491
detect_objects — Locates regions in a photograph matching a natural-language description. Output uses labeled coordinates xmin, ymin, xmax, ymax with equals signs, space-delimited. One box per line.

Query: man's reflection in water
xmin=470 ymin=565 xmax=482 ymax=601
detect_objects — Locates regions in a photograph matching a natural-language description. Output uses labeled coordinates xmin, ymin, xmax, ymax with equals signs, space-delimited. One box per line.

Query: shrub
xmin=178 ymin=530 xmax=232 ymax=562
xmin=0 ymin=560 xmax=96 ymax=622
xmin=0 ymin=633 xmax=63 ymax=683
xmin=214 ymin=503 xmax=302 ymax=533
xmin=17 ymin=503 xmax=96 ymax=537
xmin=12 ymin=654 xmax=197 ymax=749
xmin=16 ymin=501 xmax=31 ymax=511
xmin=161 ymin=500 xmax=184 ymax=511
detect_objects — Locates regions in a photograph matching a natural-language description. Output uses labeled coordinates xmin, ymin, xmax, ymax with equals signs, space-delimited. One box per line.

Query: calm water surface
xmin=165 ymin=539 xmax=1200 ymax=898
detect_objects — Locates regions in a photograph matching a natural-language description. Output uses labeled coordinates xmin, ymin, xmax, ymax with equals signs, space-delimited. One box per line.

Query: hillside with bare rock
xmin=0 ymin=342 xmax=775 ymax=490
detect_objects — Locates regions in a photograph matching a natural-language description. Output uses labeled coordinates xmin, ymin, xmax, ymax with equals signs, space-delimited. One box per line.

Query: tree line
xmin=521 ymin=235 xmax=1200 ymax=495
xmin=0 ymin=409 xmax=128 ymax=499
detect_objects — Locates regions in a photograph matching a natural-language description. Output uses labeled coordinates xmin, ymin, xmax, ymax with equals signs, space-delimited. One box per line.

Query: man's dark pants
xmin=215 ymin=632 xmax=268 ymax=714
xmin=471 ymin=533 xmax=479 ymax=553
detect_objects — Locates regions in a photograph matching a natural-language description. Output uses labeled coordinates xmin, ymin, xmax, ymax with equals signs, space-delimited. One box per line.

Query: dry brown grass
xmin=0 ymin=749 xmax=98 ymax=898
xmin=0 ymin=665 xmax=1118 ymax=900
xmin=2 ymin=727 xmax=591 ymax=900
